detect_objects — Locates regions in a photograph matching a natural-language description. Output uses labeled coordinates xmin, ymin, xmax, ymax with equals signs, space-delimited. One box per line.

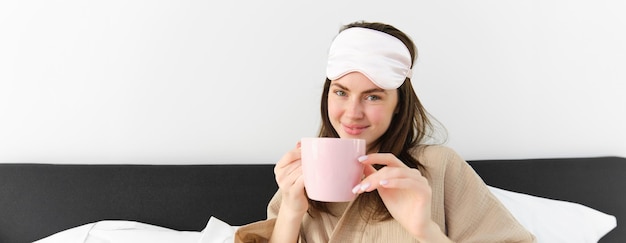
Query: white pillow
xmin=489 ymin=186 xmax=617 ymax=243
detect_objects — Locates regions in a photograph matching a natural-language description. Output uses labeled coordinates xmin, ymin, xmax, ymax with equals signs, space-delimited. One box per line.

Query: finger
xmin=286 ymin=165 xmax=303 ymax=184
xmin=278 ymin=165 xmax=303 ymax=190
xmin=285 ymin=166 xmax=305 ymax=190
xmin=378 ymin=177 xmax=429 ymax=190
xmin=275 ymin=157 xmax=300 ymax=176
xmin=352 ymin=167 xmax=422 ymax=194
xmin=277 ymin=160 xmax=302 ymax=184
xmin=293 ymin=173 xmax=305 ymax=190
xmin=362 ymin=166 xmax=412 ymax=183
xmin=363 ymin=164 xmax=377 ymax=177
xmin=358 ymin=153 xmax=407 ymax=168
xmin=275 ymin=147 xmax=301 ymax=170
xmin=351 ymin=165 xmax=377 ymax=194
xmin=377 ymin=166 xmax=423 ymax=179
xmin=351 ymin=168 xmax=383 ymax=194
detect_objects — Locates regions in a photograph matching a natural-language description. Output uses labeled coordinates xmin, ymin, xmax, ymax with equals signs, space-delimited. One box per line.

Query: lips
xmin=343 ymin=124 xmax=369 ymax=135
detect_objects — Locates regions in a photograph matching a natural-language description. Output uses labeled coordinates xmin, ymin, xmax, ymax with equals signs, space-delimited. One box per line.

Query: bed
xmin=0 ymin=156 xmax=623 ymax=243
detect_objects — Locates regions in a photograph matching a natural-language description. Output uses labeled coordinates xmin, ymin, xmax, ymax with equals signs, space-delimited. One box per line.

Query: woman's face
xmin=327 ymin=72 xmax=398 ymax=148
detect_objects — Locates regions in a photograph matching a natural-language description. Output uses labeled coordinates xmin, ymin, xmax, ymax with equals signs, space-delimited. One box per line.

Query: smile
xmin=343 ymin=124 xmax=368 ymax=135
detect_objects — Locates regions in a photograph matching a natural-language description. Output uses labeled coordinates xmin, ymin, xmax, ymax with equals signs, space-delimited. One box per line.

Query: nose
xmin=345 ymin=97 xmax=364 ymax=119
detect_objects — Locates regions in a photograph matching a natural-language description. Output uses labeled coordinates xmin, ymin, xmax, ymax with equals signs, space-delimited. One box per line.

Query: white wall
xmin=1 ymin=0 xmax=624 ymax=164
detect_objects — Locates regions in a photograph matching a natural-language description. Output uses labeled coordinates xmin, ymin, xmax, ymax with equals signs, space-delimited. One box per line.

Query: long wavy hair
xmin=310 ymin=21 xmax=444 ymax=221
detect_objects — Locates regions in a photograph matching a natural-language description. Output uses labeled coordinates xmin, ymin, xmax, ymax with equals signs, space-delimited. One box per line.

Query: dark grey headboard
xmin=0 ymin=164 xmax=278 ymax=243
xmin=1 ymin=156 xmax=623 ymax=243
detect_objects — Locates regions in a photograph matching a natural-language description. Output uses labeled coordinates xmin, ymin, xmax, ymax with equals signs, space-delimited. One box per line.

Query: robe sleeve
xmin=234 ymin=218 xmax=276 ymax=243
xmin=439 ymin=147 xmax=536 ymax=242
xmin=233 ymin=191 xmax=282 ymax=243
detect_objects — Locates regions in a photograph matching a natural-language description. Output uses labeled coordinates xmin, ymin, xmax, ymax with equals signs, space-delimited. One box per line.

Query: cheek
xmin=327 ymin=100 xmax=342 ymax=121
xmin=367 ymin=106 xmax=395 ymax=127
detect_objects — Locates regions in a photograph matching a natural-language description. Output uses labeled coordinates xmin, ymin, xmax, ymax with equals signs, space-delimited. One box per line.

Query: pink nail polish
xmin=352 ymin=184 xmax=361 ymax=194
xmin=360 ymin=182 xmax=370 ymax=191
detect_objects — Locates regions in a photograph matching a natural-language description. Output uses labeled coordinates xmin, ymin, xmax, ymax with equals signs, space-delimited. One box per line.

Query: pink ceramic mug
xmin=300 ymin=137 xmax=366 ymax=202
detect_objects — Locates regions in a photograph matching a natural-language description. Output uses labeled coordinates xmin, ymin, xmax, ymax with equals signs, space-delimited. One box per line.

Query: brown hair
xmin=311 ymin=21 xmax=442 ymax=221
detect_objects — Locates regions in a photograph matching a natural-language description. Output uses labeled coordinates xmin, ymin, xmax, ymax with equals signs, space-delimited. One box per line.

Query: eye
xmin=333 ymin=90 xmax=347 ymax=96
xmin=365 ymin=95 xmax=381 ymax=101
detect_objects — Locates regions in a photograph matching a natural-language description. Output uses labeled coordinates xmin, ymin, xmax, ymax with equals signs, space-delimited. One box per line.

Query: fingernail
xmin=360 ymin=182 xmax=371 ymax=191
xmin=379 ymin=180 xmax=389 ymax=186
xmin=352 ymin=184 xmax=361 ymax=194
xmin=358 ymin=155 xmax=368 ymax=162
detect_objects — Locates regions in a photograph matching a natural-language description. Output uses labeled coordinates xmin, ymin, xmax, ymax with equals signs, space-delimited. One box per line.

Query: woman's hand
xmin=274 ymin=142 xmax=308 ymax=216
xmin=352 ymin=153 xmax=451 ymax=242
xmin=270 ymin=142 xmax=308 ymax=243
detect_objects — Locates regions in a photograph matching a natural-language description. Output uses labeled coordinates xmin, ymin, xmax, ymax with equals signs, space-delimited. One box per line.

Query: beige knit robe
xmin=235 ymin=145 xmax=536 ymax=243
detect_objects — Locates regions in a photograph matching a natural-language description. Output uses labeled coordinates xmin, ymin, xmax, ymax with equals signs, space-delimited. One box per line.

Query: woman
xmin=235 ymin=21 xmax=535 ymax=243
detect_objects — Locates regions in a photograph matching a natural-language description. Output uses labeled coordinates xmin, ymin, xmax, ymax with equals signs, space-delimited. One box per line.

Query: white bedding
xmin=488 ymin=186 xmax=616 ymax=243
xmin=34 ymin=187 xmax=617 ymax=243
xmin=34 ymin=216 xmax=238 ymax=243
